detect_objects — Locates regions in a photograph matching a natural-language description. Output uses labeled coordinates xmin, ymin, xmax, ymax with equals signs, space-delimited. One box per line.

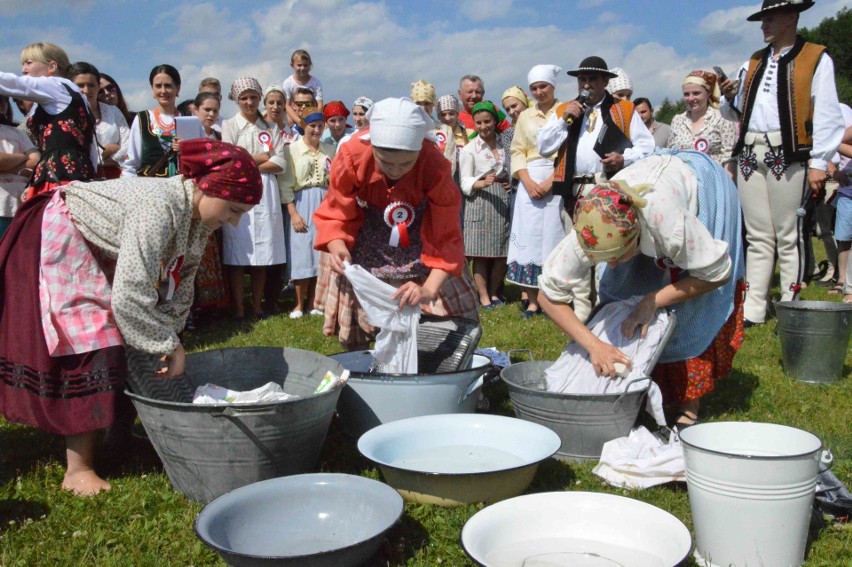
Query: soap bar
xmin=613 ymin=361 xmax=629 ymax=377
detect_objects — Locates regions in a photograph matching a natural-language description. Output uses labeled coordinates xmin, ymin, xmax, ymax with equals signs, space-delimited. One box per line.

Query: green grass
xmin=1 ymin=258 xmax=851 ymax=566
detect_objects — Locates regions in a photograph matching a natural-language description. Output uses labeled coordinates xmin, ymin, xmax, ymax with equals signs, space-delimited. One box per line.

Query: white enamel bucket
xmin=679 ymin=422 xmax=832 ymax=567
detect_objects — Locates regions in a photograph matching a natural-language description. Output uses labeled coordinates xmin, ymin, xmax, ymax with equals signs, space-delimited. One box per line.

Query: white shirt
xmin=458 ymin=135 xmax=509 ymax=196
xmin=720 ymin=46 xmax=843 ymax=170
xmin=0 ymin=72 xmax=99 ymax=169
xmin=538 ymin=154 xmax=732 ymax=305
xmin=537 ymin=99 xmax=655 ymax=176
xmin=95 ymin=102 xmax=130 ymax=165
xmin=281 ymin=75 xmax=323 ymax=102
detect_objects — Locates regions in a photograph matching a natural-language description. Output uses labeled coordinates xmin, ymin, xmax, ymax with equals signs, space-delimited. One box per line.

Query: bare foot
xmin=62 ymin=469 xmax=111 ymax=496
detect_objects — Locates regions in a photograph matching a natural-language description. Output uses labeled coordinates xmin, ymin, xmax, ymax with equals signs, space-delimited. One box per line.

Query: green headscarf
xmin=469 ymin=100 xmax=507 ymax=139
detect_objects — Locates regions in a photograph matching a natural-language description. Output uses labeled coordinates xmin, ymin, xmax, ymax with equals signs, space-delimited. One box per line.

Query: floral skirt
xmin=651 ymin=282 xmax=745 ymax=404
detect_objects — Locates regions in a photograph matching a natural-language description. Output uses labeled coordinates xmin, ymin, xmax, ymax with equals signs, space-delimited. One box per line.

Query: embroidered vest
xmin=552 ymin=93 xmax=633 ymax=209
xmin=733 ymin=36 xmax=826 ymax=164
xmin=136 ymin=110 xmax=178 ymax=177
xmin=27 ymin=84 xmax=95 ymax=187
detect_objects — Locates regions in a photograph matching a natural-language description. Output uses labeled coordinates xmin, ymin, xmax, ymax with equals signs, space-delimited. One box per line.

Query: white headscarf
xmin=606 ymin=68 xmax=633 ymax=94
xmin=527 ymin=64 xmax=562 ymax=88
xmin=366 ymin=97 xmax=434 ymax=151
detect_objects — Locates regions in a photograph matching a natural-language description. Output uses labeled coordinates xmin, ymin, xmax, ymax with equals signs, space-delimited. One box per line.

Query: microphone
xmin=564 ymin=90 xmax=590 ymax=125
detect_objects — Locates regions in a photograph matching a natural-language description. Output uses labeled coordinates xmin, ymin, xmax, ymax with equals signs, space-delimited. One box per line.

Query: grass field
xmin=1 ymin=265 xmax=850 ymax=566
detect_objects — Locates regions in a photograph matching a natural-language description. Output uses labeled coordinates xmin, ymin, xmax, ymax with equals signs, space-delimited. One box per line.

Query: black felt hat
xmin=747 ymin=0 xmax=814 ymax=21
xmin=566 ymin=56 xmax=618 ymax=79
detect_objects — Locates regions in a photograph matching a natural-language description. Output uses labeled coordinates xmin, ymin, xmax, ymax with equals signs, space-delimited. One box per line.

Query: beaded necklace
xmin=151 ymin=107 xmax=176 ymax=138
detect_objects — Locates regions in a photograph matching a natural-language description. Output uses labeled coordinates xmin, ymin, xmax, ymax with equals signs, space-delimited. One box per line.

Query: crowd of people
xmin=0 ymin=0 xmax=849 ymax=496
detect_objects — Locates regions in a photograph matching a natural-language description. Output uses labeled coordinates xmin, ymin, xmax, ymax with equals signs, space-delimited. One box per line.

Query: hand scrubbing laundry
xmin=545 ymin=296 xmax=672 ymax=426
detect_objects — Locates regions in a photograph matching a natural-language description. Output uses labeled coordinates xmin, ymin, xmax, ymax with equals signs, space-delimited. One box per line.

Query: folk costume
xmin=722 ymin=30 xmax=843 ymax=322
xmin=537 ymin=57 xmax=655 ymax=320
xmin=505 ymin=65 xmax=564 ymax=293
xmin=123 ymin=108 xmax=178 ymax=177
xmin=0 ymin=73 xmax=96 ymax=196
xmin=458 ymin=101 xmax=512 ymax=258
xmin=540 ymin=151 xmax=745 ymax=405
xmin=0 ymin=140 xmax=261 ymax=435
xmin=313 ymin=98 xmax=479 ymax=350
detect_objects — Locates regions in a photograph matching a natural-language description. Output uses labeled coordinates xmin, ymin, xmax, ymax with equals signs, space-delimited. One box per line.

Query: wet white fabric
xmin=593 ymin=426 xmax=685 ymax=489
xmin=544 ymin=296 xmax=669 ymax=426
xmin=343 ymin=262 xmax=420 ymax=373
xmin=192 ymin=382 xmax=299 ymax=405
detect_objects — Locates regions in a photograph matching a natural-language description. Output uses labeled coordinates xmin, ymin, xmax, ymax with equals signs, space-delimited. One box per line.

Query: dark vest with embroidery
xmin=27 ymin=83 xmax=95 ymax=187
xmin=136 ymin=110 xmax=178 ymax=177
xmin=733 ymin=36 xmax=826 ymax=164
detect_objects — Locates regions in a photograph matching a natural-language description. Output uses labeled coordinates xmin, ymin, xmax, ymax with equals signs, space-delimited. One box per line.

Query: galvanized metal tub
xmin=126 ymin=347 xmax=345 ymax=502
xmin=501 ymin=361 xmax=650 ymax=462
xmin=329 ymin=351 xmax=489 ymax=438
xmin=776 ymin=300 xmax=852 ymax=384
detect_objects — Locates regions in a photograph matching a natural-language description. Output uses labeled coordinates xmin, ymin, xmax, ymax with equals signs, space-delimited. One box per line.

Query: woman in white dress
xmin=506 ymin=65 xmax=564 ymax=318
xmin=221 ymin=77 xmax=287 ymax=321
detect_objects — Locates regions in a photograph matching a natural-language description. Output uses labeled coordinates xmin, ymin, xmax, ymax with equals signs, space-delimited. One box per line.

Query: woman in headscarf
xmin=0 ymin=139 xmax=261 ymax=495
xmin=538 ymin=150 xmax=745 ymax=429
xmin=506 ymin=64 xmax=564 ymax=318
xmin=459 ymin=101 xmax=512 ymax=309
xmin=0 ymin=42 xmax=97 ymax=199
xmin=313 ymin=97 xmax=479 ymax=350
xmin=501 ymin=86 xmax=531 ymax=127
xmin=221 ymin=77 xmax=288 ymax=321
xmin=669 ymin=70 xmax=736 ymax=175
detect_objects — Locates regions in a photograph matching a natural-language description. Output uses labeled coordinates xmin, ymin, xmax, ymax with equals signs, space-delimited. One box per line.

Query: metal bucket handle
xmin=612 ymin=376 xmax=651 ymax=412
xmin=819 ymin=449 xmax=834 ymax=473
xmin=213 ymin=405 xmax=283 ymax=418
xmin=459 ymin=374 xmax=486 ymax=403
xmin=507 ymin=349 xmax=534 ymax=361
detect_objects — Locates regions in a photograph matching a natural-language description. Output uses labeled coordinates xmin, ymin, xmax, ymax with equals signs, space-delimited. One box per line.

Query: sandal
xmin=828 ymin=283 xmax=845 ymax=295
xmin=672 ymin=411 xmax=700 ymax=430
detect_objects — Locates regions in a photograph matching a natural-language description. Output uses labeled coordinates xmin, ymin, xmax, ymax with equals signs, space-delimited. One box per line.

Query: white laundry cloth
xmin=192 ymin=382 xmax=299 ymax=405
xmin=343 ymin=262 xmax=420 ymax=373
xmin=593 ymin=426 xmax=685 ymax=489
xmin=545 ymin=296 xmax=669 ymax=426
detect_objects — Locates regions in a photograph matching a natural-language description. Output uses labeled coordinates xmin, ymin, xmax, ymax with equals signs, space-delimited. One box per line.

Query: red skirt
xmin=0 ymin=193 xmax=126 ymax=435
xmin=651 ymin=281 xmax=745 ymax=404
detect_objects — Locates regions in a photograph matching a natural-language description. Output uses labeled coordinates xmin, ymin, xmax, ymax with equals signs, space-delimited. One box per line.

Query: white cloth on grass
xmin=344 ymin=262 xmax=420 ymax=373
xmin=545 ymin=296 xmax=669 ymax=426
xmin=593 ymin=426 xmax=685 ymax=489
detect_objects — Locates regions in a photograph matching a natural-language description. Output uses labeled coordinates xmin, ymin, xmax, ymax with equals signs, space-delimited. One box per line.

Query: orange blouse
xmin=313 ymin=130 xmax=464 ymax=276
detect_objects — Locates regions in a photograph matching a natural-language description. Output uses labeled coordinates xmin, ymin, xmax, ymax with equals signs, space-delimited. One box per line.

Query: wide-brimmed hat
xmin=566 ymin=56 xmax=618 ymax=79
xmin=747 ymin=0 xmax=814 ymax=21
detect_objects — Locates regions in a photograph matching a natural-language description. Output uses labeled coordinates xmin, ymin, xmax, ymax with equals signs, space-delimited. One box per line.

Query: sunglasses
xmin=293 ymin=100 xmax=314 ymax=107
xmin=99 ymin=84 xmax=117 ymax=96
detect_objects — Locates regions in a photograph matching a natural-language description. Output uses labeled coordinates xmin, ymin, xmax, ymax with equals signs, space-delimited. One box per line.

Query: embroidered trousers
xmin=737 ymin=135 xmax=808 ymax=323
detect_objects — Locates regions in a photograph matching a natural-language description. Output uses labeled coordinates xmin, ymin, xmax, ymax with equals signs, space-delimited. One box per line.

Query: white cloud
xmin=459 ymin=0 xmax=515 ymax=22
xmin=596 ymin=11 xmax=619 ymax=25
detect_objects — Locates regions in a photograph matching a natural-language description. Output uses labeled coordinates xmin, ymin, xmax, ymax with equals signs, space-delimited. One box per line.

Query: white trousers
xmin=738 ymin=136 xmax=808 ymax=323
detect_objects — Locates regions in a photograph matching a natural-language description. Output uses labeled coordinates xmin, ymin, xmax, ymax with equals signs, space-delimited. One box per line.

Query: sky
xmin=1 ymin=0 xmax=846 ymax=119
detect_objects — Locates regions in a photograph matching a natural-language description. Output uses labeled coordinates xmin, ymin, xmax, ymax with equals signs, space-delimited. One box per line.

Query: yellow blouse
xmin=278 ymin=137 xmax=337 ymax=204
xmin=510 ymin=99 xmax=561 ymax=177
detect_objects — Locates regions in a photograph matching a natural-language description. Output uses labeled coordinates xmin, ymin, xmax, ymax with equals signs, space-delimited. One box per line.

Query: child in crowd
xmin=280 ymin=109 xmax=336 ymax=319
xmin=282 ymin=49 xmax=323 ymax=127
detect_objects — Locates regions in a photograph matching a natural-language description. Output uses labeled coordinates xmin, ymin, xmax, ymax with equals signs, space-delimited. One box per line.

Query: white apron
xmin=222 ymin=173 xmax=287 ymax=266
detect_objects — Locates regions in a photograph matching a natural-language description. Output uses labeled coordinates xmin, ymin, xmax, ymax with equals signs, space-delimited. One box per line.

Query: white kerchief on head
xmin=366 ymin=97 xmax=434 ymax=151
xmin=527 ymin=64 xmax=562 ymax=88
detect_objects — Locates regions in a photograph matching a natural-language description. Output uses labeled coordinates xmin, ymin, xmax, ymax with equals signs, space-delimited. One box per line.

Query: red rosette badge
xmin=693 ymin=138 xmax=709 ymax=153
xmin=258 ymin=131 xmax=273 ymax=152
xmin=383 ymin=201 xmax=416 ymax=247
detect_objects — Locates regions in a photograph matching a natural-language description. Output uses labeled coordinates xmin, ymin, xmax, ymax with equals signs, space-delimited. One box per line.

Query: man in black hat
xmin=719 ymin=0 xmax=843 ymax=327
xmin=538 ymin=55 xmax=654 ymax=202
xmin=537 ymin=55 xmax=654 ymax=321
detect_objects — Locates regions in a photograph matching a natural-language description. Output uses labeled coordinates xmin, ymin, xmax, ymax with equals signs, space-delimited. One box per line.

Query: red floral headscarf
xmin=179 ymin=139 xmax=262 ymax=204
xmin=573 ymin=180 xmax=647 ymax=263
